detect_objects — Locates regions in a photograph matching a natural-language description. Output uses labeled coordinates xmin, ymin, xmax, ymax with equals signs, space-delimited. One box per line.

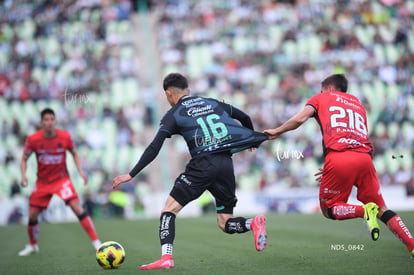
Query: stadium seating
xmin=154 ymin=0 xmax=413 ymax=191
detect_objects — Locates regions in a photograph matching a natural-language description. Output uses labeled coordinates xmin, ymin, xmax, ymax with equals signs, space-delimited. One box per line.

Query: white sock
xmin=92 ymin=240 xmax=101 ymax=249
xmin=245 ymin=218 xmax=252 ymax=230
xmin=161 ymin=243 xmax=173 ymax=256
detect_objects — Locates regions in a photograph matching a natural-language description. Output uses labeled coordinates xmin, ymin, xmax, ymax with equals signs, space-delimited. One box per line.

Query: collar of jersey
xmin=178 ymin=95 xmax=190 ymax=103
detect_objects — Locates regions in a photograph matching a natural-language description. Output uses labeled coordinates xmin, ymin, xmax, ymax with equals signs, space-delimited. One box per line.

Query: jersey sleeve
xmin=306 ymin=94 xmax=320 ymax=115
xmin=128 ymin=130 xmax=169 ymax=178
xmin=159 ymin=110 xmax=178 ymax=138
xmin=219 ymin=101 xmax=254 ymax=130
xmin=23 ymin=136 xmax=33 ymax=156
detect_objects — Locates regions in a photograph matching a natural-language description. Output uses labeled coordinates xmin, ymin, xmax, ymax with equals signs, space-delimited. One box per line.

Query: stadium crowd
xmin=0 ymin=0 xmax=146 ymax=219
xmin=1 ymin=0 xmax=413 ymax=221
xmin=155 ymin=0 xmax=414 ymax=191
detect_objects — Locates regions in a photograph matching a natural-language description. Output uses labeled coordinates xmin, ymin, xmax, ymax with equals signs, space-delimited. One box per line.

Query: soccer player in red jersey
xmin=264 ymin=74 xmax=414 ymax=257
xmin=18 ymin=108 xmax=101 ymax=256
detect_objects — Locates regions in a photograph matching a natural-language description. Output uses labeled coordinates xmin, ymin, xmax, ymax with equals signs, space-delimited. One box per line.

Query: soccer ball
xmin=96 ymin=241 xmax=125 ymax=269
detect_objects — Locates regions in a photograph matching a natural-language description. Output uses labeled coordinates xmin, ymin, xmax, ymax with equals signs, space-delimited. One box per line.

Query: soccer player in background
xmin=113 ymin=73 xmax=269 ymax=270
xmin=18 ymin=108 xmax=101 ymax=256
xmin=264 ymin=74 xmax=414 ymax=257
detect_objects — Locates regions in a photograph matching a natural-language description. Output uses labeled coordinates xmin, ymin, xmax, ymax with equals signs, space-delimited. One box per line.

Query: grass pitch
xmin=1 ymin=212 xmax=413 ymax=274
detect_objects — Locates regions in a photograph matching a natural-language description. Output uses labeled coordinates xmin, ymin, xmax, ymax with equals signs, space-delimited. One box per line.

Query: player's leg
xmin=377 ymin=205 xmax=414 ymax=256
xmin=18 ymin=207 xmax=41 ymax=256
xmin=319 ymin=152 xmax=380 ymax=240
xmin=140 ymin=157 xmax=205 ymax=270
xmin=354 ymin=152 xmax=395 ymax=241
xmin=67 ymin=199 xmax=101 ymax=249
xmin=141 ymin=155 xmax=235 ymax=269
xmin=210 ymin=154 xmax=267 ymax=251
xmin=355 ymin=155 xmax=414 ymax=255
xmin=319 ymin=152 xmax=365 ymax=220
xmin=139 ymin=195 xmax=182 ymax=270
xmin=18 ymin=184 xmax=52 ymax=256
xmin=57 ymin=178 xmax=100 ymax=249
xmin=216 ymin=212 xmax=267 ymax=252
xmin=158 ymin=196 xmax=183 ymax=258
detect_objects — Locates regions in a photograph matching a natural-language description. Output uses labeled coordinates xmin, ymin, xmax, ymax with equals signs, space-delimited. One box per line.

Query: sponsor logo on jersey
xmin=337 ymin=138 xmax=366 ymax=147
xmin=334 ymin=93 xmax=362 ymax=110
xmin=181 ymin=97 xmax=204 ymax=107
xmin=187 ymin=105 xmax=214 ymax=117
xmin=38 ymin=154 xmax=64 ymax=164
xmin=38 ymin=148 xmax=65 ymax=153
xmin=324 ymin=188 xmax=340 ymax=194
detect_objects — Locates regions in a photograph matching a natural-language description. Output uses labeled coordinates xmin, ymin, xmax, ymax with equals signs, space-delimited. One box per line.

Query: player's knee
xmin=322 ymin=208 xmax=336 ymax=220
xmin=377 ymin=205 xmax=388 ymax=218
xmin=68 ymin=200 xmax=85 ymax=216
xmin=77 ymin=211 xmax=88 ymax=221
xmin=28 ymin=210 xmax=40 ymax=222
xmin=28 ymin=218 xmax=38 ymax=226
xmin=379 ymin=208 xmax=397 ymax=225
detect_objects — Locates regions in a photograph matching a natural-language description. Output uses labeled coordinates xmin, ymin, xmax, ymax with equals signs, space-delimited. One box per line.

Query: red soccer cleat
xmin=139 ymin=254 xmax=174 ymax=270
xmin=251 ymin=215 xmax=267 ymax=251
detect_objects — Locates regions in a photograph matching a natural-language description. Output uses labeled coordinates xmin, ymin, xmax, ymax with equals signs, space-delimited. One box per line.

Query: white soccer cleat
xmin=18 ymin=244 xmax=39 ymax=256
xmin=93 ymin=240 xmax=102 ymax=250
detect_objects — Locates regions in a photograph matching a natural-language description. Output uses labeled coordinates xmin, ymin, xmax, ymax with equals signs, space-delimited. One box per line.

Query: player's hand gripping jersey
xmin=129 ymin=95 xmax=268 ymax=177
xmin=306 ymin=91 xmax=373 ymax=156
xmin=24 ymin=129 xmax=73 ymax=183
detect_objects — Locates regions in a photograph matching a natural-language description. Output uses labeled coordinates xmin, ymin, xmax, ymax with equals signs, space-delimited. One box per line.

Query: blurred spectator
xmin=10 ymin=180 xmax=20 ymax=197
xmin=395 ymin=165 xmax=411 ymax=185
xmin=407 ymin=178 xmax=414 ymax=196
xmin=108 ymin=190 xmax=128 ymax=217
xmin=5 ymin=151 xmax=15 ymax=165
xmin=83 ymin=190 xmax=97 ymax=219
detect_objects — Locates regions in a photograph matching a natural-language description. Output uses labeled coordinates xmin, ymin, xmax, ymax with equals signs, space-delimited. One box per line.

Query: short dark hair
xmin=163 ymin=73 xmax=188 ymax=91
xmin=40 ymin=108 xmax=55 ymax=120
xmin=321 ymin=74 xmax=348 ymax=93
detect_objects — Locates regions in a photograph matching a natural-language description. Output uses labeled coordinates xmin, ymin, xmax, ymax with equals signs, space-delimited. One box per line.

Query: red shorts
xmin=319 ymin=151 xmax=385 ymax=209
xmin=29 ymin=177 xmax=79 ymax=211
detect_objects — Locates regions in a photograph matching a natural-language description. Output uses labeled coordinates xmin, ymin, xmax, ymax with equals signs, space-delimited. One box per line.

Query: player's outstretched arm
xmin=69 ymin=148 xmax=88 ymax=185
xmin=264 ymin=105 xmax=314 ymax=140
xmin=113 ymin=130 xmax=170 ymax=189
xmin=20 ymin=154 xmax=29 ymax=187
xmin=112 ymin=174 xmax=132 ymax=189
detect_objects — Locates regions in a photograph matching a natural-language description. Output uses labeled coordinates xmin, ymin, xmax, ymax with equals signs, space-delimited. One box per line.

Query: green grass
xmin=1 ymin=212 xmax=414 ymax=274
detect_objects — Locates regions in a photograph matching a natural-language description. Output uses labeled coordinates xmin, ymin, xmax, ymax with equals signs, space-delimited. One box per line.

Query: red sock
xmin=28 ymin=224 xmax=39 ymax=245
xmin=385 ymin=215 xmax=414 ymax=251
xmin=79 ymin=216 xmax=99 ymax=241
xmin=331 ymin=203 xmax=364 ymax=220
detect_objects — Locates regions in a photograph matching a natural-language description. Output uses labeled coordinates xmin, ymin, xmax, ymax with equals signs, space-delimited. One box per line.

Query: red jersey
xmin=24 ymin=129 xmax=74 ymax=183
xmin=306 ymin=91 xmax=372 ymax=156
